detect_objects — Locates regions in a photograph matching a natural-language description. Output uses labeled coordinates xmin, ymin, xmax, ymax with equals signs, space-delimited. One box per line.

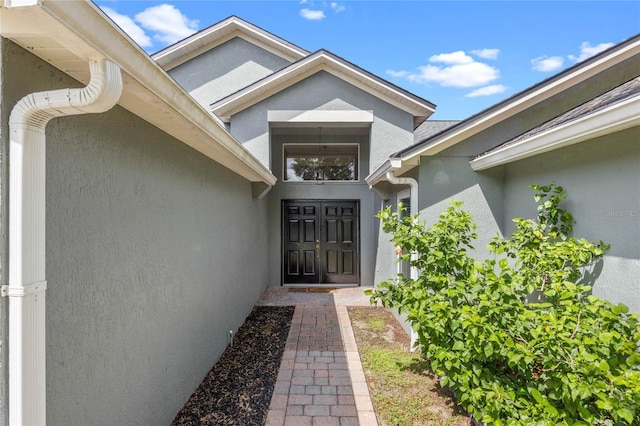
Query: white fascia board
xmin=268 ymin=110 xmax=374 ymax=125
xmin=153 ymin=18 xmax=308 ymax=71
xmin=401 ymin=38 xmax=640 ymax=162
xmin=470 ymin=96 xmax=640 ymax=171
xmin=319 ymin=55 xmax=435 ymax=116
xmin=2 ymin=0 xmax=276 ymax=186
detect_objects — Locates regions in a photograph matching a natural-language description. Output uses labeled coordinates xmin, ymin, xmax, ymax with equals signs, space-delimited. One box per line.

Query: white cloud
xmin=465 ymin=84 xmax=508 ymax=98
xmin=471 ymin=48 xmax=500 ymax=60
xmin=300 ymin=8 xmax=326 ymax=20
xmin=331 ymin=2 xmax=346 ymax=13
xmin=408 ymin=54 xmax=500 ymax=88
xmin=429 ymin=51 xmax=474 ymax=65
xmin=135 ymin=4 xmax=198 ymax=45
xmin=101 ymin=6 xmax=152 ymax=48
xmin=531 ymin=55 xmax=564 ymax=72
xmin=569 ymin=41 xmax=615 ymax=62
xmin=386 ymin=70 xmax=410 ymax=78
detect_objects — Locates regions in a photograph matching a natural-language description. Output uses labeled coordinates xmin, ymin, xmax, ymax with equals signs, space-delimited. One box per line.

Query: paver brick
xmin=330 ymin=405 xmax=357 ymax=417
xmin=304 ymin=404 xmax=330 ymax=416
xmin=313 ymin=416 xmax=340 ymax=426
xmin=313 ymin=394 xmax=338 ymax=405
xmin=284 ymin=415 xmax=312 ymax=426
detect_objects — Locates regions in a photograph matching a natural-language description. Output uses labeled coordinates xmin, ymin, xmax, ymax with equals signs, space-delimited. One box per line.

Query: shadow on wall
xmin=418 ymin=156 xmax=505 ymax=235
xmin=581 ymin=258 xmax=605 ymax=291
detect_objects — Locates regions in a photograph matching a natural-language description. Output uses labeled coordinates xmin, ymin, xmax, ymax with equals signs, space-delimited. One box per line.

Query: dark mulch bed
xmin=172 ymin=305 xmax=294 ymax=425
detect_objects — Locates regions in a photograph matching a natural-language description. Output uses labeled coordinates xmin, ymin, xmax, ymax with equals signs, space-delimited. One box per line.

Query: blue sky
xmin=96 ymin=1 xmax=640 ymax=120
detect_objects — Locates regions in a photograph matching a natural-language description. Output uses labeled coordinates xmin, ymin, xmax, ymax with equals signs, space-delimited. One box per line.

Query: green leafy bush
xmin=368 ymin=184 xmax=640 ymax=425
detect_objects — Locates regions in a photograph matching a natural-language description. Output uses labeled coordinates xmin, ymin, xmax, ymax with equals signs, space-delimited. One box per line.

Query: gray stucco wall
xmin=384 ymin=126 xmax=640 ymax=316
xmin=502 ymin=127 xmax=640 ymax=312
xmin=3 ymin=41 xmax=269 ymax=425
xmin=168 ymin=37 xmax=292 ymax=108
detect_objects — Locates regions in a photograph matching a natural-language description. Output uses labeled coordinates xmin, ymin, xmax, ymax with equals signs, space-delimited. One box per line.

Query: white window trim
xmin=282 ymin=142 xmax=361 ymax=183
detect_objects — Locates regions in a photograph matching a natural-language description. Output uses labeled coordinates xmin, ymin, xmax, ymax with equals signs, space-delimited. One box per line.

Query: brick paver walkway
xmin=258 ymin=288 xmax=378 ymax=426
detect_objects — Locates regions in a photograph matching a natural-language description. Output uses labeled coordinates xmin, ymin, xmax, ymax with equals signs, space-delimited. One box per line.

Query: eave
xmin=470 ymin=95 xmax=640 ymax=171
xmin=0 ymin=0 xmax=276 ymax=187
xmin=211 ymin=50 xmax=436 ymax=128
xmin=368 ymin=34 xmax=640 ymax=184
xmin=152 ymin=16 xmax=309 ymax=71
xmin=400 ymin=34 xmax=640 ymax=161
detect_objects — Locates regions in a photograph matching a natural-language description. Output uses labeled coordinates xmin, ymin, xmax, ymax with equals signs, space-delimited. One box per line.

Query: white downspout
xmin=386 ymin=168 xmax=420 ymax=349
xmin=386 ymin=169 xmax=418 ymax=279
xmin=4 ymin=60 xmax=122 ymax=426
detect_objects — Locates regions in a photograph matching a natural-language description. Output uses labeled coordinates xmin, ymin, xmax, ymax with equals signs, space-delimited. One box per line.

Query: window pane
xmin=284 ymin=144 xmax=358 ymax=181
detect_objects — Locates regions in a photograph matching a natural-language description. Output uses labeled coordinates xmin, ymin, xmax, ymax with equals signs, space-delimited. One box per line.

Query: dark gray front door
xmin=283 ymin=200 xmax=359 ymax=285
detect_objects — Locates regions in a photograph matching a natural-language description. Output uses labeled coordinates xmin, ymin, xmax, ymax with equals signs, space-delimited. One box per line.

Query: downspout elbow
xmin=7 ymin=59 xmax=122 ymax=426
xmin=386 ymin=170 xmax=418 ymax=216
xmin=10 ymin=60 xmax=123 ymax=129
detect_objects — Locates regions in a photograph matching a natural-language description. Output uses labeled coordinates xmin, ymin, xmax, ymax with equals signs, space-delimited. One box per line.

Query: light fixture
xmin=315 ymin=127 xmax=325 ymax=184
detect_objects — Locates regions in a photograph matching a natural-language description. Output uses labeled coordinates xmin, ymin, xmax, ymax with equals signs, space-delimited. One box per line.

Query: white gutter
xmin=386 ymin=163 xmax=419 ymax=350
xmin=470 ymin=95 xmax=640 ymax=171
xmin=3 ymin=59 xmax=122 ymax=426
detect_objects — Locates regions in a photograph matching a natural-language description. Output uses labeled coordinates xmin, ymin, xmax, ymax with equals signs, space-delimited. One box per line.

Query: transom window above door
xmin=283 ymin=143 xmax=359 ymax=182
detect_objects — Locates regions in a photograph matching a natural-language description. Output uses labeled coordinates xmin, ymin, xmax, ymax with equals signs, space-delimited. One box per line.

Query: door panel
xmin=283 ymin=201 xmax=320 ymax=283
xmin=283 ymin=200 xmax=359 ymax=285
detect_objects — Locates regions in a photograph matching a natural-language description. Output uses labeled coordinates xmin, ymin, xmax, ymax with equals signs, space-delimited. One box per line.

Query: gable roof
xmin=211 ymin=49 xmax=436 ymax=128
xmin=152 ymin=16 xmax=309 ymax=71
xmin=470 ymin=76 xmax=640 ymax=170
xmin=0 ymin=0 xmax=276 ymax=186
xmin=366 ymin=33 xmax=640 ymax=185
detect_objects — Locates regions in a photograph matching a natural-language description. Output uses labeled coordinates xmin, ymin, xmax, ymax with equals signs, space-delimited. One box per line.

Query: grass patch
xmin=348 ymin=306 xmax=470 ymax=426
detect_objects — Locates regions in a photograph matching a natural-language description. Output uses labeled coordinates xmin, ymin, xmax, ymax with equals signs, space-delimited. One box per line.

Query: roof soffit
xmin=152 ymin=16 xmax=309 ymax=71
xmin=211 ymin=51 xmax=435 ymax=124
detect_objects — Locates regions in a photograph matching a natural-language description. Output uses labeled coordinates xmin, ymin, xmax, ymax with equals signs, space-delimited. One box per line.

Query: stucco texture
xmin=503 ymin=127 xmax=640 ymax=312
xmin=168 ymin=37 xmax=292 ymax=108
xmin=4 ymin=41 xmax=269 ymax=425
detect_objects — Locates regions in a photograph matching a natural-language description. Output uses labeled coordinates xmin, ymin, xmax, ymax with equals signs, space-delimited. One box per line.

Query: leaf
xmin=598 ymin=360 xmax=610 ymax=372
xmin=452 ymin=341 xmax=465 ymax=351
xmin=616 ymin=408 xmax=634 ymax=424
xmin=626 ymin=353 xmax=640 ymax=367
xmin=529 ymin=388 xmax=544 ymax=404
xmin=544 ymin=403 xmax=559 ymax=417
xmin=484 ymin=344 xmax=494 ymax=357
xmin=577 ymin=403 xmax=594 ymax=423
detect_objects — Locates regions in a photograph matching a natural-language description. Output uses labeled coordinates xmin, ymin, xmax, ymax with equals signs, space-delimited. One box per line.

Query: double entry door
xmin=283 ymin=200 xmax=359 ymax=285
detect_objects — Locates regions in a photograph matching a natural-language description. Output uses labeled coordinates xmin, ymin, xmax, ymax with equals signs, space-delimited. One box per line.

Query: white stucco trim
xmin=0 ymin=0 xmax=276 ymax=187
xmin=470 ymin=95 xmax=640 ymax=171
xmin=268 ymin=110 xmax=374 ymax=125
xmin=6 ymin=59 xmax=122 ymax=426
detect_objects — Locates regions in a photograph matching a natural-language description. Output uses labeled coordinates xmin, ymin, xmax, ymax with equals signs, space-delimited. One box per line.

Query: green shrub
xmin=368 ymin=184 xmax=640 ymax=425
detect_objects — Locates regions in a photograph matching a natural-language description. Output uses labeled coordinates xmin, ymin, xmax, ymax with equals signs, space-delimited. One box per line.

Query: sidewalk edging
xmin=336 ymin=305 xmax=378 ymax=425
